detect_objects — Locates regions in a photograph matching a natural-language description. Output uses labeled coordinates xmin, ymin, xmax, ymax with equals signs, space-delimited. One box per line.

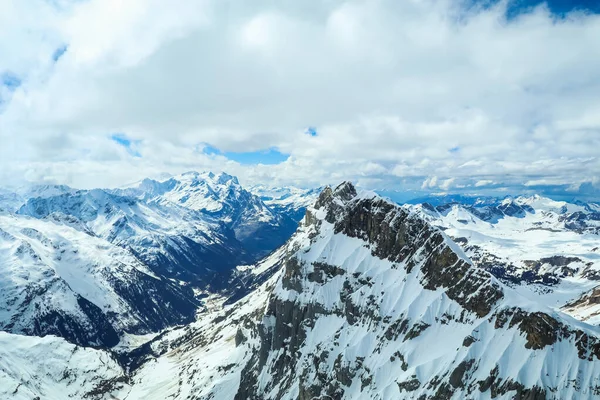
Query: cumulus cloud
xmin=0 ymin=0 xmax=599 ymax=197
xmin=475 ymin=180 xmax=494 ymax=187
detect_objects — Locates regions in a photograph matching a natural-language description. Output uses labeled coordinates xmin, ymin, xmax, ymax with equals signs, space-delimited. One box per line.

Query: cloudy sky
xmin=1 ymin=0 xmax=599 ymax=199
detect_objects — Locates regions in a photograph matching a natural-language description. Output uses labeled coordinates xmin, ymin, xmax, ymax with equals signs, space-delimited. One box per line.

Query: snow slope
xmin=0 ymin=172 xmax=300 ymax=347
xmin=0 ymin=331 xmax=126 ymax=400
xmin=0 ymin=212 xmax=199 ymax=347
xmin=410 ymin=196 xmax=600 ymax=324
xmin=3 ymin=181 xmax=599 ymax=399
xmin=250 ymin=184 xmax=321 ymax=222
xmin=16 ymin=186 xmax=254 ymax=286
xmin=122 ymin=171 xmax=299 ymax=258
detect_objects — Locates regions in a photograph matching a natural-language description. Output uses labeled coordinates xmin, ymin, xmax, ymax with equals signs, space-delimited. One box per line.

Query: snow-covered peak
xmin=21 ymin=183 xmax=75 ymax=199
xmin=176 ymin=170 xmax=239 ymax=186
xmin=512 ymin=194 xmax=587 ymax=214
xmin=0 ymin=184 xmax=76 ymax=213
xmin=126 ymin=171 xmax=252 ymax=215
xmin=250 ymin=184 xmax=322 ymax=223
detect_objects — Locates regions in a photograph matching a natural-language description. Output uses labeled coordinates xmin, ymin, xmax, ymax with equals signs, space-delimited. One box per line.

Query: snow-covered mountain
xmin=250 ymin=184 xmax=321 ymax=222
xmin=120 ymin=172 xmax=299 ymax=258
xmin=0 ymin=212 xmax=199 ymax=347
xmin=410 ymin=195 xmax=600 ymax=324
xmin=0 ymin=184 xmax=75 ymax=213
xmin=18 ymin=187 xmax=248 ymax=286
xmin=4 ymin=182 xmax=600 ymax=399
xmin=414 ymin=194 xmax=600 ymax=234
xmin=0 ymin=172 xmax=302 ymax=347
xmin=0 ymin=331 xmax=126 ymax=400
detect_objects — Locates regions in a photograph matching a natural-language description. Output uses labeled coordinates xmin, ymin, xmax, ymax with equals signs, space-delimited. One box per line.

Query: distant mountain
xmin=0 ymin=188 xmax=21 ymax=212
xmin=404 ymin=193 xmax=499 ymax=206
xmin=250 ymin=184 xmax=321 ymax=222
xmin=0 ymin=184 xmax=75 ymax=213
xmin=0 ymin=207 xmax=200 ymax=347
xmin=410 ymin=195 xmax=600 ymax=324
xmin=119 ymin=171 xmax=299 ymax=259
xmin=18 ymin=186 xmax=251 ymax=284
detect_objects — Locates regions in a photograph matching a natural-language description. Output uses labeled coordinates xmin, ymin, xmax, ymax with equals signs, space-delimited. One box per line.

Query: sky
xmin=0 ymin=0 xmax=599 ymax=200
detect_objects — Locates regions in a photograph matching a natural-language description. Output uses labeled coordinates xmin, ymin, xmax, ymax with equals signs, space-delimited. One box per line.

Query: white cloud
xmin=439 ymin=178 xmax=456 ymax=191
xmin=422 ymin=176 xmax=438 ymax=190
xmin=0 ymin=0 xmax=599 ymax=195
xmin=475 ymin=180 xmax=494 ymax=187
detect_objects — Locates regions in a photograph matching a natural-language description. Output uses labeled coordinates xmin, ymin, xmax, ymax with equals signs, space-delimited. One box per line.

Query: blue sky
xmin=51 ymin=45 xmax=68 ymax=63
xmin=0 ymin=0 xmax=598 ymax=200
xmin=202 ymin=144 xmax=289 ymax=165
xmin=469 ymin=0 xmax=600 ymax=17
xmin=1 ymin=72 xmax=21 ymax=90
xmin=504 ymin=0 xmax=600 ymax=16
xmin=111 ymin=133 xmax=141 ymax=157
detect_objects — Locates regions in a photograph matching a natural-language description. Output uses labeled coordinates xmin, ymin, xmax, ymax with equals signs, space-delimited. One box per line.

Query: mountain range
xmin=0 ymin=172 xmax=298 ymax=348
xmin=1 ymin=175 xmax=600 ymax=399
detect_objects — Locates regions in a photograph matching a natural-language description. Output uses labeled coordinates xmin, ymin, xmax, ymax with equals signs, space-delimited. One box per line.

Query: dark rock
xmin=449 ymin=359 xmax=474 ymax=388
xmin=398 ymin=377 xmax=421 ymax=392
xmin=462 ymin=335 xmax=476 ymax=347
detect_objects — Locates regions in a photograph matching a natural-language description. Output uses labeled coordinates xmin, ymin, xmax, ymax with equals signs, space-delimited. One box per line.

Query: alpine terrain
xmin=410 ymin=195 xmax=600 ymax=324
xmin=0 ymin=172 xmax=298 ymax=348
xmin=3 ymin=182 xmax=600 ymax=399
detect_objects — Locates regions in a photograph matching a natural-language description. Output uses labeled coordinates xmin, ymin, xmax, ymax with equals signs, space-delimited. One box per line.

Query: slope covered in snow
xmin=3 ymin=180 xmax=600 ymax=399
xmin=0 ymin=172 xmax=302 ymax=348
xmin=250 ymin=184 xmax=321 ymax=222
xmin=106 ymin=183 xmax=600 ymax=399
xmin=0 ymin=212 xmax=199 ymax=347
xmin=18 ymin=187 xmax=250 ymax=287
xmin=410 ymin=196 xmax=600 ymax=324
xmin=0 ymin=331 xmax=126 ymax=400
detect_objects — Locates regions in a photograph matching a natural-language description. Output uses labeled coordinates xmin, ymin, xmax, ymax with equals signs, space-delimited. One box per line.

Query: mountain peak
xmin=333 ymin=181 xmax=357 ymax=201
xmin=175 ymin=171 xmax=240 ymax=186
xmin=215 ymin=171 xmax=239 ymax=185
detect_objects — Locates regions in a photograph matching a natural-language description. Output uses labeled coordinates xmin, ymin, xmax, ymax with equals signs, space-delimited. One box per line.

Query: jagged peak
xmin=215 ymin=172 xmax=239 ymax=185
xmin=314 ymin=181 xmax=357 ymax=209
xmin=333 ymin=181 xmax=357 ymax=201
xmin=172 ymin=171 xmax=240 ymax=187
